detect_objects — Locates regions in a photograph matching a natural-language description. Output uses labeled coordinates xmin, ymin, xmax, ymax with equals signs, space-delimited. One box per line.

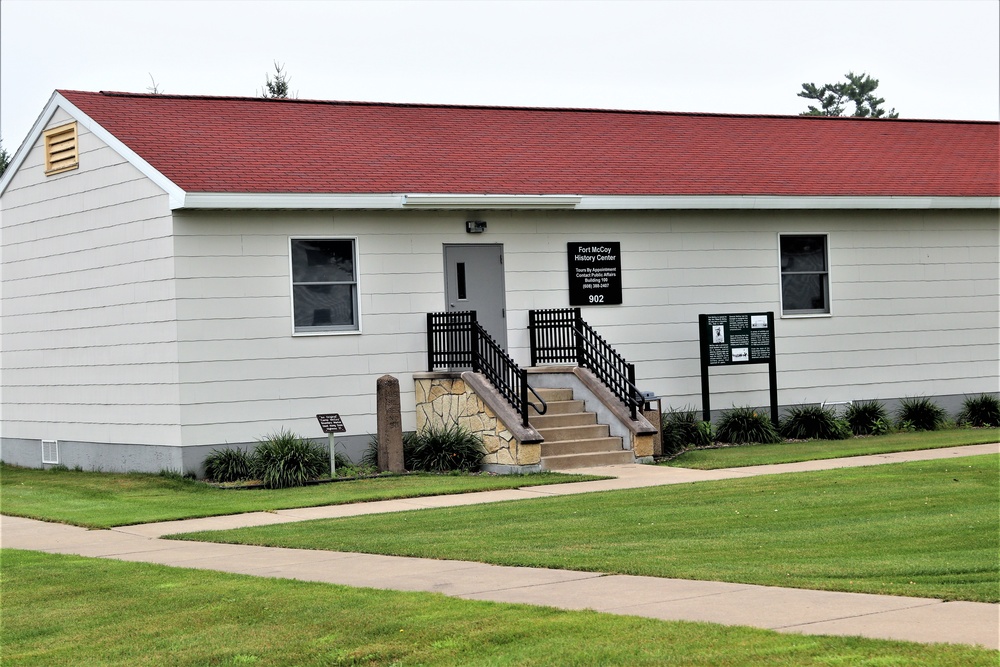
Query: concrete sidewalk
xmin=3 ymin=443 xmax=998 ymax=649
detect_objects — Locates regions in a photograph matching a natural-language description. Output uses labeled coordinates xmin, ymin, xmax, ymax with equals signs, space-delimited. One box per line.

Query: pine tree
xmin=0 ymin=138 xmax=10 ymax=178
xmin=261 ymin=62 xmax=292 ymax=99
xmin=798 ymin=72 xmax=898 ymax=118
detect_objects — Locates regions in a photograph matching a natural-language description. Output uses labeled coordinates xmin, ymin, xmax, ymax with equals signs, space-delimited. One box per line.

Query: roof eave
xmin=174 ymin=193 xmax=999 ymax=211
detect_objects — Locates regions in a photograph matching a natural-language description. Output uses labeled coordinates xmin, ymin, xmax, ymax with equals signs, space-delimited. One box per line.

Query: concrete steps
xmin=530 ymin=387 xmax=633 ymax=470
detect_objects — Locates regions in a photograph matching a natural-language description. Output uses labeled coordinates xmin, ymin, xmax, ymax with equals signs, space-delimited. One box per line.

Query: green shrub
xmin=334 ymin=452 xmax=353 ymax=470
xmin=203 ymin=447 xmax=253 ymax=482
xmin=895 ymin=397 xmax=947 ymax=432
xmin=779 ymin=404 xmax=851 ymax=440
xmin=715 ymin=406 xmax=782 ymax=445
xmin=407 ymin=424 xmax=484 ymax=472
xmin=661 ymin=408 xmax=713 ymax=455
xmin=363 ymin=438 xmax=379 ymax=468
xmin=251 ymin=429 xmax=329 ymax=489
xmin=845 ymin=400 xmax=891 ymax=436
xmin=365 ymin=432 xmax=418 ymax=470
xmin=957 ymin=394 xmax=1000 ymax=428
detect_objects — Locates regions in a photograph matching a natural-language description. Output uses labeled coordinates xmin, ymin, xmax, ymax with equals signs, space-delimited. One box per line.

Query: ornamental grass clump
xmin=845 ymin=400 xmax=891 ymax=436
xmin=203 ymin=447 xmax=253 ymax=483
xmin=714 ymin=406 xmax=782 ymax=445
xmin=661 ymin=408 xmax=713 ymax=455
xmin=406 ymin=424 xmax=485 ymax=472
xmin=251 ymin=429 xmax=329 ymax=489
xmin=779 ymin=404 xmax=851 ymax=441
xmin=364 ymin=432 xmax=418 ymax=470
xmin=895 ymin=397 xmax=948 ymax=432
xmin=957 ymin=394 xmax=1000 ymax=428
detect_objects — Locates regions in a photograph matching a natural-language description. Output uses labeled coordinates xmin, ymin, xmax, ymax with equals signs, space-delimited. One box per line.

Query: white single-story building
xmin=1 ymin=90 xmax=997 ymax=474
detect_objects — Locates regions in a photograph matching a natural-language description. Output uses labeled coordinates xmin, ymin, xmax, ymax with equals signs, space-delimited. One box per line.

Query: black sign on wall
xmin=698 ymin=312 xmax=778 ymax=425
xmin=567 ymin=242 xmax=622 ymax=306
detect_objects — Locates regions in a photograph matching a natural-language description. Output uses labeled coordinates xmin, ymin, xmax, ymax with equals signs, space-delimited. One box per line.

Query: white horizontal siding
xmin=167 ymin=208 xmax=997 ymax=446
xmin=0 ymin=111 xmax=181 ymax=444
xmin=171 ymin=210 xmax=448 ymax=444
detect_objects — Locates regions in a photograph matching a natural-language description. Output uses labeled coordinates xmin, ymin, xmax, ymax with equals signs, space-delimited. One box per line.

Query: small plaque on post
xmin=316 ymin=413 xmax=346 ymax=434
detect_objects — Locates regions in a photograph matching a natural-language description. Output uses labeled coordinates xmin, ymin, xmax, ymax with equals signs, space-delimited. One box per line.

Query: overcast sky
xmin=2 ymin=0 xmax=998 ymax=154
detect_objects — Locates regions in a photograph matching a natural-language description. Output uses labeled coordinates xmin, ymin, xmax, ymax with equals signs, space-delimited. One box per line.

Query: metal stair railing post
xmin=426 ymin=312 xmax=434 ymax=372
xmin=520 ymin=368 xmax=529 ymax=427
xmin=529 ymin=311 xmax=538 ymax=367
xmin=470 ymin=316 xmax=481 ymax=373
xmin=627 ymin=362 xmax=638 ymax=420
xmin=574 ymin=307 xmax=585 ymax=367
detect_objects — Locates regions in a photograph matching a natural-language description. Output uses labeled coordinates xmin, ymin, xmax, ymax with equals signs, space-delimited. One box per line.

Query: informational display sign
xmin=567 ymin=242 xmax=622 ymax=306
xmin=317 ymin=413 xmax=346 ymax=477
xmin=702 ymin=312 xmax=773 ymax=366
xmin=699 ymin=312 xmax=778 ymax=425
xmin=316 ymin=413 xmax=346 ymax=434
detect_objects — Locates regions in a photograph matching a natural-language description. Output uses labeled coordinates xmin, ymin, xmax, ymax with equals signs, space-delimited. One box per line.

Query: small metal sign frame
xmin=698 ymin=312 xmax=778 ymax=425
xmin=316 ymin=413 xmax=346 ymax=477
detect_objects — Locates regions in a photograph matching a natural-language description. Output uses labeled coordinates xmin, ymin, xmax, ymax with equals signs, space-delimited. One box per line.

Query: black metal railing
xmin=528 ymin=307 xmax=643 ymax=420
xmin=427 ymin=311 xmax=546 ymax=427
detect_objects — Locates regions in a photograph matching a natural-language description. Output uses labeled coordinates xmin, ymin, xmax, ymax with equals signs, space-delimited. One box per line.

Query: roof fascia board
xmin=0 ymin=91 xmax=61 ymax=197
xmin=57 ymin=94 xmax=188 ymax=209
xmin=403 ymin=194 xmax=582 ymax=209
xmin=576 ymin=195 xmax=999 ymax=210
xmin=0 ymin=92 xmax=188 ymax=207
xmin=181 ymin=193 xmax=405 ymax=209
xmin=176 ymin=193 xmax=998 ymax=211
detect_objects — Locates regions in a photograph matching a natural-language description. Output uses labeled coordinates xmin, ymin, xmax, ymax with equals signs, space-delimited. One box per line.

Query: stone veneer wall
xmin=414 ymin=375 xmax=540 ymax=468
xmin=632 ymin=433 xmax=654 ymax=460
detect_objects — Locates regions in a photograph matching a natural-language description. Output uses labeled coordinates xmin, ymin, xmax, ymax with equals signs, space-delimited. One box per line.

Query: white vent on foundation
xmin=42 ymin=440 xmax=59 ymax=465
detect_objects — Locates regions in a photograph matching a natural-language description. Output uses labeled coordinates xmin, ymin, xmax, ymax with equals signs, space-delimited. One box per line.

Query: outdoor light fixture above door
xmin=466 ymin=220 xmax=487 ymax=233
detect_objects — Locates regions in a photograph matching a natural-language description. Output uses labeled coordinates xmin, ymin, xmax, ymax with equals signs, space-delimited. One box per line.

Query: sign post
xmin=698 ymin=312 xmax=778 ymax=425
xmin=567 ymin=242 xmax=622 ymax=306
xmin=316 ymin=413 xmax=346 ymax=477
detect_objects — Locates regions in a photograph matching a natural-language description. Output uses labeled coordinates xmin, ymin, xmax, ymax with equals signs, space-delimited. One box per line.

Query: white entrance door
xmin=444 ymin=244 xmax=507 ymax=349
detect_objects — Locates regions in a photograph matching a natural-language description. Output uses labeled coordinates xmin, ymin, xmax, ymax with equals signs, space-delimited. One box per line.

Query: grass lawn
xmin=665 ymin=427 xmax=999 ymax=469
xmin=0 ymin=464 xmax=599 ymax=529
xmin=178 ymin=454 xmax=1000 ymax=603
xmin=2 ymin=550 xmax=995 ymax=667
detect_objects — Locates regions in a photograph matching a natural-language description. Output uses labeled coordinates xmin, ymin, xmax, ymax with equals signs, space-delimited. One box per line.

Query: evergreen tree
xmin=0 ymin=138 xmax=10 ymax=178
xmin=261 ymin=62 xmax=292 ymax=99
xmin=798 ymin=72 xmax=898 ymax=118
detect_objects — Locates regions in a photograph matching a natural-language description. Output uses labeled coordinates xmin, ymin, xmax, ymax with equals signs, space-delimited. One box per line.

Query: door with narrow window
xmin=443 ymin=244 xmax=507 ymax=349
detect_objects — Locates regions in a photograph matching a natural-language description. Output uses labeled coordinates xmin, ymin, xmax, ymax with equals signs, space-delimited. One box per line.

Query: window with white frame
xmin=290 ymin=238 xmax=359 ymax=333
xmin=779 ymin=234 xmax=830 ymax=315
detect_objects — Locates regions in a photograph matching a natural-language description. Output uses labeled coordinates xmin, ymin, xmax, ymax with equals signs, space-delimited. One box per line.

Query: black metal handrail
xmin=427 ymin=311 xmax=546 ymax=427
xmin=528 ymin=307 xmax=643 ymax=420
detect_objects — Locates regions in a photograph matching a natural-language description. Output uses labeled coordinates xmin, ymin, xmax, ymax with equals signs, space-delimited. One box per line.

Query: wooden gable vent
xmin=43 ymin=122 xmax=79 ymax=175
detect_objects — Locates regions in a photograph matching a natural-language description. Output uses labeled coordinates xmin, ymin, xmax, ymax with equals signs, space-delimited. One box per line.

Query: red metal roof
xmin=59 ymin=90 xmax=999 ymax=197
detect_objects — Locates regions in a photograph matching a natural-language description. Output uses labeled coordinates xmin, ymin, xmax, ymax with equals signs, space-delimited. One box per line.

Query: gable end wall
xmin=1 ymin=108 xmax=182 ymax=469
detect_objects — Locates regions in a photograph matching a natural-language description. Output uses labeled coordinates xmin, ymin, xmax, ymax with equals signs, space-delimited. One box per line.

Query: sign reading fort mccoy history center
xmin=567 ymin=242 xmax=622 ymax=306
